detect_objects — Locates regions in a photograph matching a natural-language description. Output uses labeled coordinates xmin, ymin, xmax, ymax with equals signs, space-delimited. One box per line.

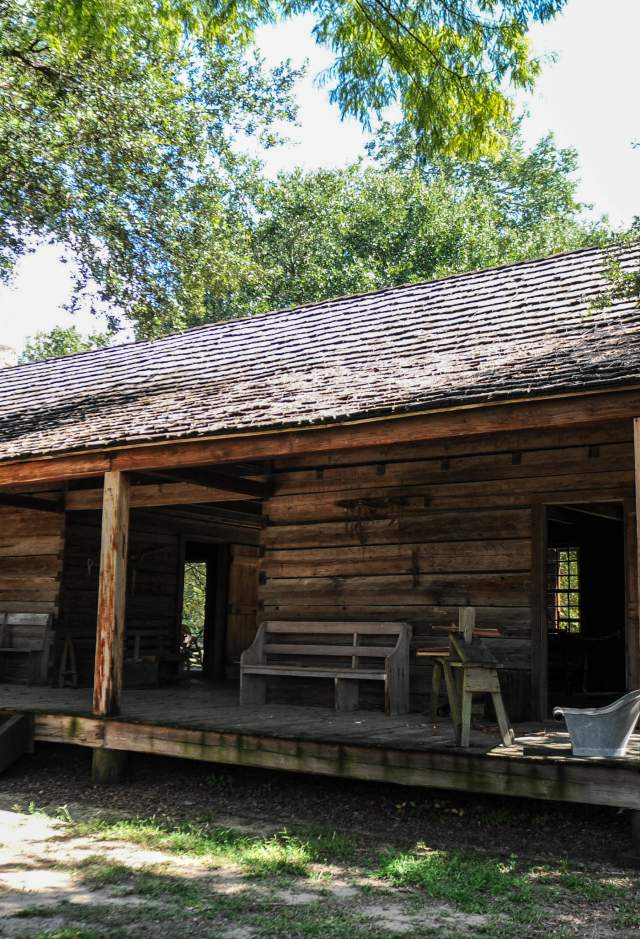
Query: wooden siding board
xmin=260 ymin=424 xmax=635 ymax=718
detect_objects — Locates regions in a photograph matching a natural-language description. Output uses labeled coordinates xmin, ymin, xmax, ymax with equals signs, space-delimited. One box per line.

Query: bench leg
xmin=240 ymin=673 xmax=267 ymax=706
xmin=386 ymin=659 xmax=410 ymax=716
xmin=335 ymin=678 xmax=359 ymax=712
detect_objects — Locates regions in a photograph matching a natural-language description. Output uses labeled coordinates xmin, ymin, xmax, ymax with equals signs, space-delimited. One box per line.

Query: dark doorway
xmin=546 ymin=503 xmax=626 ymax=711
xmin=180 ymin=541 xmax=229 ymax=682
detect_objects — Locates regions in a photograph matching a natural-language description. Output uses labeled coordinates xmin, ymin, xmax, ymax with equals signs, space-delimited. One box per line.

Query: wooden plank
xmin=262 ymin=643 xmax=393 ymax=657
xmin=67 ymin=481 xmax=259 ymax=511
xmin=265 ymin=470 xmax=635 ymax=522
xmin=145 ymin=468 xmax=268 ymax=498
xmin=624 ymin=493 xmax=639 ymax=689
xmin=277 ymin=422 xmax=633 ymax=471
xmin=0 ymin=537 xmax=63 ymax=558
xmin=23 ymin=711 xmax=640 ymax=810
xmin=273 ymin=444 xmax=634 ymax=496
xmin=0 ymin=556 xmax=62 ymax=576
xmin=263 ymin=508 xmax=532 ymax=549
xmin=265 ymin=621 xmax=408 ymax=634
xmin=263 ymin=539 xmax=532 ymax=577
xmin=0 ymin=390 xmax=638 ymax=489
xmin=0 ymin=494 xmax=63 ymax=513
xmin=92 ymin=471 xmax=130 ymax=717
xmin=260 ymin=573 xmax=530 ymax=607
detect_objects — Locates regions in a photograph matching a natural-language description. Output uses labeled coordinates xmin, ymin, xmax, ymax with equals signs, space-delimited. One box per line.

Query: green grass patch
xmin=67 ymin=817 xmax=354 ymax=879
xmin=20 ymin=930 xmax=128 ymax=939
xmin=64 ymin=855 xmax=134 ymax=891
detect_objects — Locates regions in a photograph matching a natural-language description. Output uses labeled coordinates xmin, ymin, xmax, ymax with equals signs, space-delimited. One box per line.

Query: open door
xmin=180 ymin=541 xmax=259 ymax=681
xmin=181 ymin=541 xmax=228 ymax=682
xmin=545 ymin=503 xmax=626 ymax=711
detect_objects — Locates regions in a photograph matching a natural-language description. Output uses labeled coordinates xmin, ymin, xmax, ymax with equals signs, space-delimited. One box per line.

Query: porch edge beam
xmin=92 ymin=470 xmax=130 ymax=717
xmin=1 ymin=389 xmax=639 ymax=489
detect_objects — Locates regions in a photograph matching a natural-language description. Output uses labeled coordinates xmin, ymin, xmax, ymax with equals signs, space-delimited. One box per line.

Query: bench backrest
xmin=254 ymin=621 xmax=411 ymax=668
xmin=0 ymin=612 xmax=53 ymax=649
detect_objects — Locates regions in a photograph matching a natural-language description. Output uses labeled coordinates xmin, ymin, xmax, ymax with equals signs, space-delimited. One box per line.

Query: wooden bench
xmin=240 ymin=621 xmax=412 ymax=715
xmin=0 ymin=612 xmax=55 ymax=685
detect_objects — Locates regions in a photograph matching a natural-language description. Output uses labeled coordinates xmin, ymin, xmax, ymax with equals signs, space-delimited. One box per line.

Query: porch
xmin=2 ymin=681 xmax=640 ymax=814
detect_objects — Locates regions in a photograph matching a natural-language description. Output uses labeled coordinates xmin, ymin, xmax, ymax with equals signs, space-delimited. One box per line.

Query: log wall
xmin=59 ymin=508 xmax=261 ymax=685
xmin=0 ymin=506 xmax=64 ymax=615
xmin=260 ymin=420 xmax=636 ymax=717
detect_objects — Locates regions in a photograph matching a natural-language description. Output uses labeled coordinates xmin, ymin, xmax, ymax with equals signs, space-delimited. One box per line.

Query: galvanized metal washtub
xmin=553 ymin=689 xmax=640 ymax=758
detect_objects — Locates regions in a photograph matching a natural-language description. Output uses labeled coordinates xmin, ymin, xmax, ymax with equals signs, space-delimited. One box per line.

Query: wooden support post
xmin=632 ymin=810 xmax=640 ymax=856
xmin=92 ymin=748 xmax=128 ymax=784
xmin=633 ymin=419 xmax=640 ymax=689
xmin=93 ymin=471 xmax=130 ymax=718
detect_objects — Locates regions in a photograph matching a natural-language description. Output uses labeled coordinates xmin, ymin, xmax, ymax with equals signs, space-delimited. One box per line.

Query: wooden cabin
xmin=2 ymin=244 xmax=640 ymax=841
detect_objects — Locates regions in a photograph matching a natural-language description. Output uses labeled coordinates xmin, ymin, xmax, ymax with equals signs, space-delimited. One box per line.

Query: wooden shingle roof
xmin=1 ymin=245 xmax=639 ymax=463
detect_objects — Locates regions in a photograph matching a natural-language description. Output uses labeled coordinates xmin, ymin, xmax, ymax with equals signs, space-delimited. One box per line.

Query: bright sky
xmin=0 ymin=0 xmax=638 ymax=355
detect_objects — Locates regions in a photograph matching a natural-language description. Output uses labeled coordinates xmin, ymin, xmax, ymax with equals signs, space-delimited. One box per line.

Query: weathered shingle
xmin=0 ymin=245 xmax=639 ymax=463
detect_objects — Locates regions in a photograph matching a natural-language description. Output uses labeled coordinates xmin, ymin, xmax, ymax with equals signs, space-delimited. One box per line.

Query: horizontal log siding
xmin=260 ymin=421 xmax=635 ymax=717
xmin=0 ymin=506 xmax=64 ymax=614
xmin=60 ymin=512 xmax=180 ymax=685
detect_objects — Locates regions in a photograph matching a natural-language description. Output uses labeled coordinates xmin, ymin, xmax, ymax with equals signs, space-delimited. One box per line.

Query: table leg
xmin=430 ymin=660 xmax=442 ymax=720
xmin=442 ymin=662 xmax=461 ymax=741
xmin=491 ymin=691 xmax=515 ymax=747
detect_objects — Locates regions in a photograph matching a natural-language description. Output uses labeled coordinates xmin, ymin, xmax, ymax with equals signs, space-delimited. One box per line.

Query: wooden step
xmin=0 ymin=713 xmax=33 ymax=774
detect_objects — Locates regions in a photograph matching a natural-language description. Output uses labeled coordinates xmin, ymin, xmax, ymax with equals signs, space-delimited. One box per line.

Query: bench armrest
xmin=240 ymin=623 xmax=267 ymax=668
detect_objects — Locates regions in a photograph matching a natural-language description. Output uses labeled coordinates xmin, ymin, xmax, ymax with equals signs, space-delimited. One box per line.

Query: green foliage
xmin=201 ymin=129 xmax=610 ymax=325
xmin=1 ymin=0 xmax=574 ymax=337
xmin=30 ymin=0 xmax=569 ymax=160
xmin=19 ymin=325 xmax=112 ymax=363
xmin=181 ymin=561 xmax=207 ymax=639
xmin=1 ymin=1 xmax=300 ymax=332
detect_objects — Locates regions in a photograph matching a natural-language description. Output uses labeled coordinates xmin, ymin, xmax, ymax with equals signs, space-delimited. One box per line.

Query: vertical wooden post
xmin=633 ymin=419 xmax=640 ymax=690
xmin=93 ymin=471 xmax=130 ymax=717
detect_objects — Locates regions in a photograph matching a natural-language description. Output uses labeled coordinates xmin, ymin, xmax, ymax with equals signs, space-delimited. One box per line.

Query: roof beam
xmin=140 ymin=468 xmax=269 ymax=499
xmin=0 ymin=493 xmax=64 ymax=514
xmin=66 ymin=480 xmax=263 ymax=511
xmin=1 ymin=388 xmax=640 ymax=489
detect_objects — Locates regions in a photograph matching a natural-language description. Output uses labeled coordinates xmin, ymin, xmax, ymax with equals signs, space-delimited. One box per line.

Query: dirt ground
xmin=0 ymin=745 xmax=639 ymax=939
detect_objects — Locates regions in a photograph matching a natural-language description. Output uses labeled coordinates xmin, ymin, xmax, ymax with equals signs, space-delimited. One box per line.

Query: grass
xmin=378 ymin=846 xmax=535 ymax=913
xmin=6 ymin=807 xmax=640 ymax=939
xmin=66 ymin=816 xmax=355 ymax=879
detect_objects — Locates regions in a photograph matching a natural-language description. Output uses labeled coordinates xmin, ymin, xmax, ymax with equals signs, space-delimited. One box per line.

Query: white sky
xmin=0 ymin=0 xmax=638 ymax=353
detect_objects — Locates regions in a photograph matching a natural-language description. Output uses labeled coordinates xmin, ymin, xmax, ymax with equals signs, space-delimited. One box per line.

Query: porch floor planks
xmin=0 ymin=680 xmax=636 ymax=762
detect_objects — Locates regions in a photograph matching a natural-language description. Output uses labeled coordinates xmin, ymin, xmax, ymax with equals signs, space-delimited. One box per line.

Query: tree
xmin=200 ymin=130 xmax=611 ymax=323
xmin=1 ymin=1 xmax=570 ymax=333
xmin=1 ymin=1 xmax=300 ymax=335
xmin=18 ymin=325 xmax=113 ymax=363
xmin=17 ymin=0 xmax=568 ymax=160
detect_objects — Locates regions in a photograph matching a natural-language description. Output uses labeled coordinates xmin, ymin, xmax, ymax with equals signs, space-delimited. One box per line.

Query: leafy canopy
xmin=3 ymin=0 xmax=571 ymax=338
xmin=1 ymin=0 xmax=299 ymax=330
xmin=20 ymin=127 xmax=612 ymax=358
xmin=18 ymin=325 xmax=112 ymax=364
xmin=33 ymin=0 xmax=568 ymax=159
xmin=202 ymin=129 xmax=611 ymax=326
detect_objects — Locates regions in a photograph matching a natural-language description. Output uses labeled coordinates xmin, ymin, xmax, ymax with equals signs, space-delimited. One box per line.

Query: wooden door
xmin=226 ymin=545 xmax=260 ymax=663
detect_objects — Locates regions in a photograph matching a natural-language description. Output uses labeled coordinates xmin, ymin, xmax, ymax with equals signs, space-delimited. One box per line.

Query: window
xmin=546 ymin=547 xmax=581 ymax=634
